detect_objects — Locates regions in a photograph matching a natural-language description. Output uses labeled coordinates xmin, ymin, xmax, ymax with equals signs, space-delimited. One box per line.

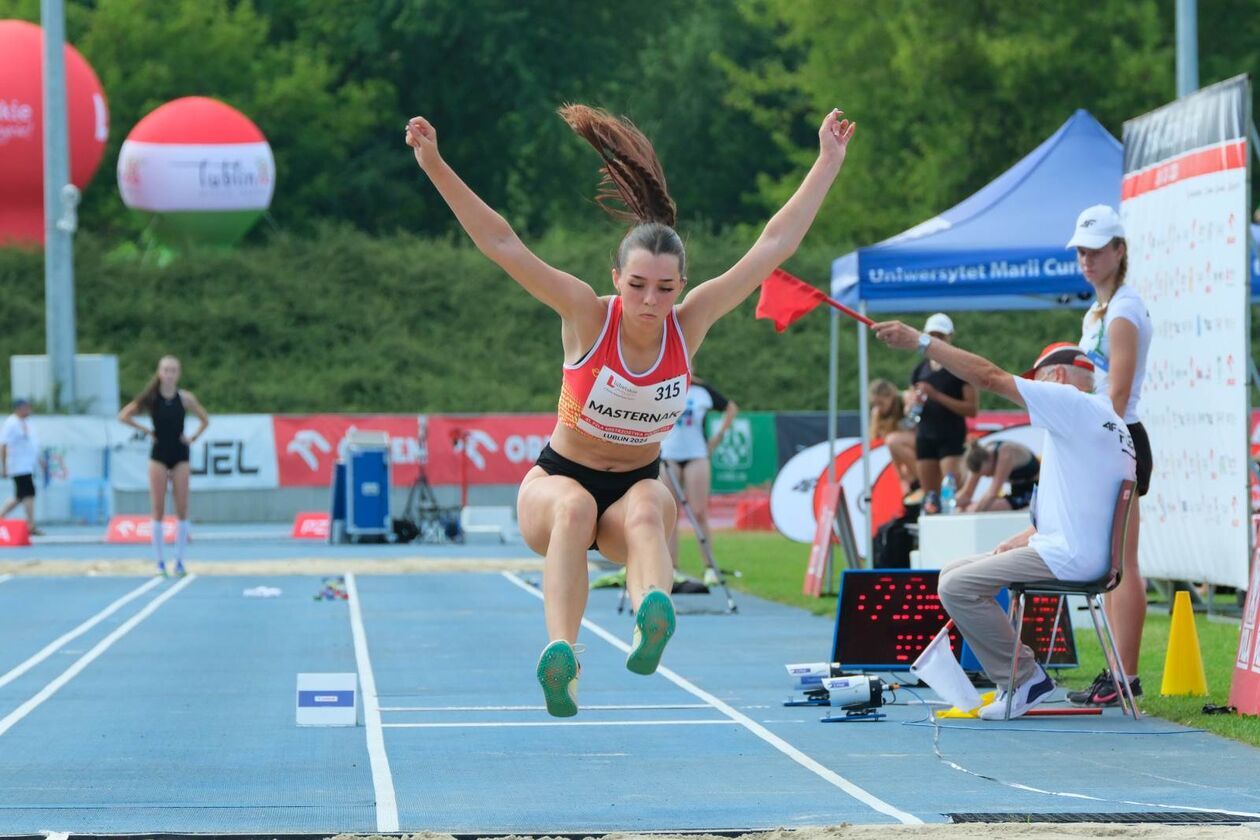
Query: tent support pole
xmin=858 ymin=302 xmax=873 ymax=564
xmin=828 ymin=308 xmax=838 ymax=484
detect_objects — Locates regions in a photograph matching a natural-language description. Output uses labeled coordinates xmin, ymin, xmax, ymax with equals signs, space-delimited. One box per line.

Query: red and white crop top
xmin=557 ymin=297 xmax=692 ymax=446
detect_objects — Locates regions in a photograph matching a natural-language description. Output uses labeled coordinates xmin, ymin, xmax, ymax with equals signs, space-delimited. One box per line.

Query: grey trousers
xmin=938 ymin=546 xmax=1055 ymax=688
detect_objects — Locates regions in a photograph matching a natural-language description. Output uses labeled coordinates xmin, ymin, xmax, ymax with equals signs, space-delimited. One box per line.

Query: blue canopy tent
xmin=830 ymin=109 xmax=1120 ymax=312
xmin=820 ymin=109 xmax=1257 ymax=559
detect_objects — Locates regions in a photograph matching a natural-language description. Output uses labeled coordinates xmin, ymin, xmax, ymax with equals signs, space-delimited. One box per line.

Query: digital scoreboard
xmin=830 ymin=570 xmax=1077 ymax=671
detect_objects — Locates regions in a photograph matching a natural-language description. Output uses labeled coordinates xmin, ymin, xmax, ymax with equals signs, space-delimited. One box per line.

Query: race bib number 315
xmin=578 ymin=368 xmax=688 ymax=445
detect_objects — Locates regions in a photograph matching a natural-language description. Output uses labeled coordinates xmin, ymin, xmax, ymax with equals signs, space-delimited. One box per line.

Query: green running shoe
xmin=536 ymin=640 xmax=582 ymax=717
xmin=626 ymin=588 xmax=676 ymax=675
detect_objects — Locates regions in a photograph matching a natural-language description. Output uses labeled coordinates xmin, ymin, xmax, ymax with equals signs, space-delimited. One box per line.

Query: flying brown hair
xmin=559 ymin=104 xmax=677 ymax=229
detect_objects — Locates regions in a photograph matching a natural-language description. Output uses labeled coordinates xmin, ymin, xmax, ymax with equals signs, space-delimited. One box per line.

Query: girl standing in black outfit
xmin=119 ymin=356 xmax=210 ymax=576
xmin=908 ymin=313 xmax=977 ymax=511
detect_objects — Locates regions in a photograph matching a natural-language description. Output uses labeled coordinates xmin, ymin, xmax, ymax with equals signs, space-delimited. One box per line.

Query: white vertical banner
xmin=1121 ymin=75 xmax=1252 ymax=588
xmin=107 ymin=415 xmax=279 ymax=491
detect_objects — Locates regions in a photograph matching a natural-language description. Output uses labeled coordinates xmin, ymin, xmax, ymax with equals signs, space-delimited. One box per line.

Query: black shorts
xmin=151 ymin=442 xmax=190 ymax=471
xmin=1006 ymin=482 xmax=1036 ymax=511
xmin=915 ymin=431 xmax=965 ymax=461
xmin=535 ymin=444 xmax=660 ymax=548
xmin=1128 ymin=421 xmax=1153 ymax=496
xmin=12 ymin=473 xmax=35 ymax=500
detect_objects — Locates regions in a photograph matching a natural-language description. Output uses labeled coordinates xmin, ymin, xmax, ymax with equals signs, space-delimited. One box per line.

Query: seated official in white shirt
xmin=872 ymin=325 xmax=1137 ymax=720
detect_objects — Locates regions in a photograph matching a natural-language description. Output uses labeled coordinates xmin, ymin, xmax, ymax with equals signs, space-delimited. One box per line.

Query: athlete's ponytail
xmin=559 ymin=104 xmax=685 ymax=274
xmin=134 ymin=374 xmax=161 ymax=416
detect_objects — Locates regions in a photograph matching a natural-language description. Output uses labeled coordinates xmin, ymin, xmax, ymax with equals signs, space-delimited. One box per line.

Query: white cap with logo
xmin=1066 ymin=204 xmax=1124 ymax=250
xmin=923 ymin=312 xmax=954 ymax=335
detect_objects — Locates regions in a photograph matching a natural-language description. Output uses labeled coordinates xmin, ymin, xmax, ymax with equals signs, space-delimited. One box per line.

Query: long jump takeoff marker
xmin=344 ymin=572 xmax=399 ymax=833
xmin=0 ymin=576 xmax=195 ymax=739
xmin=501 ymin=571 xmax=922 ymax=825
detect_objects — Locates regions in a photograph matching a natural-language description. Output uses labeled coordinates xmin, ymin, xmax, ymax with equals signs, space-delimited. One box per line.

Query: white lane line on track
xmin=383 ymin=720 xmax=738 ymax=729
xmin=379 ymin=703 xmax=713 ymax=712
xmin=0 ymin=576 xmax=195 ymax=739
xmin=345 ymin=572 xmax=399 ymax=833
xmin=501 ymin=571 xmax=922 ymax=825
xmin=0 ymin=578 xmax=163 ymax=691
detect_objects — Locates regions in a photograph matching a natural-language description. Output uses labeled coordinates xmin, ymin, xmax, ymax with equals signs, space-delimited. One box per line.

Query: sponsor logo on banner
xmin=292 ymin=512 xmax=330 ymax=540
xmin=191 ymin=438 xmax=262 ymax=478
xmin=713 ymin=417 xmax=753 ymax=471
xmin=273 ymin=415 xmax=425 ymax=487
xmin=424 ymin=415 xmax=555 ymax=485
xmin=106 ymin=515 xmax=177 ymax=544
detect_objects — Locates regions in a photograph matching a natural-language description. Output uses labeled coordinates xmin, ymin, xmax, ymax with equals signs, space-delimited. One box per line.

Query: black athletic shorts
xmin=915 ymin=431 xmax=965 ymax=461
xmin=12 ymin=473 xmax=35 ymax=500
xmin=1006 ymin=482 xmax=1036 ymax=511
xmin=1128 ymin=421 xmax=1153 ymax=497
xmin=151 ymin=442 xmax=190 ymax=470
xmin=535 ymin=444 xmax=660 ymax=549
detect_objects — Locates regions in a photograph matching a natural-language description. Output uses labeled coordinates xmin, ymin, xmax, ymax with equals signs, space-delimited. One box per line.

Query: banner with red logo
xmin=273 ymin=415 xmax=425 ymax=487
xmin=0 ymin=519 xmax=31 ymax=547
xmin=105 ymin=515 xmax=177 ymax=544
xmin=424 ymin=414 xmax=555 ymax=485
xmin=291 ymin=512 xmax=330 ymax=540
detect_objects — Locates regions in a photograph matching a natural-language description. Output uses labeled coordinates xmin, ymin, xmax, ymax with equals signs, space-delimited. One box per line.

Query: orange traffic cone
xmin=1160 ymin=590 xmax=1208 ymax=696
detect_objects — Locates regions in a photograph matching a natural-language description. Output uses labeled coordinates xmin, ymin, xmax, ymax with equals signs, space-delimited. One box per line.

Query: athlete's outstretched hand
xmin=818 ymin=108 xmax=856 ymax=169
xmin=405 ymin=116 xmax=440 ymax=171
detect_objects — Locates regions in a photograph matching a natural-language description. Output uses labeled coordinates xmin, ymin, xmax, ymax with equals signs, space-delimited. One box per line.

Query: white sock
xmin=151 ymin=521 xmax=164 ymax=566
xmin=176 ymin=519 xmax=190 ymax=563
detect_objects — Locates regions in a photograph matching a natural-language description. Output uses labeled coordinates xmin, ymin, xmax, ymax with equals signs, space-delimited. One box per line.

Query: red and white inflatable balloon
xmin=0 ymin=19 xmax=109 ymax=245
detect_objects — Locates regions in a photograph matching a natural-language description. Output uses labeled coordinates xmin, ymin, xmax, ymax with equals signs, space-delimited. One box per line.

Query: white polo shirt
xmin=1 ymin=413 xmax=39 ymax=476
xmin=1014 ymin=378 xmax=1137 ymax=582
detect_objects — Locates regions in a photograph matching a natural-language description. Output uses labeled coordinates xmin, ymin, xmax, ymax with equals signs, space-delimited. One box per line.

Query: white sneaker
xmin=978 ymin=666 xmax=1055 ymax=720
xmin=703 ymin=568 xmax=720 ymax=588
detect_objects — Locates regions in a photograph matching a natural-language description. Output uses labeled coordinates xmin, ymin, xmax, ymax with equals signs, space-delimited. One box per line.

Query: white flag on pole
xmin=911 ymin=622 xmax=982 ymax=712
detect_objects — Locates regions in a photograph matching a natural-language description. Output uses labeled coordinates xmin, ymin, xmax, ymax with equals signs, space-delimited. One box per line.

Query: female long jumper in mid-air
xmin=406 ymin=104 xmax=855 ymax=717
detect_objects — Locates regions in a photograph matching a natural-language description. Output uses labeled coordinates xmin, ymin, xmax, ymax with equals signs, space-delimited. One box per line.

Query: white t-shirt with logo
xmin=1014 ymin=378 xmax=1137 ymax=582
xmin=1 ymin=414 xmax=39 ymax=476
xmin=1079 ymin=284 xmax=1152 ymax=424
xmin=661 ymin=383 xmax=730 ymax=461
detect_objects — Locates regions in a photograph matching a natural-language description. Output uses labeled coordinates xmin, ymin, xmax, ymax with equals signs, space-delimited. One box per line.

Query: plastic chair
xmin=1004 ymin=478 xmax=1139 ymax=720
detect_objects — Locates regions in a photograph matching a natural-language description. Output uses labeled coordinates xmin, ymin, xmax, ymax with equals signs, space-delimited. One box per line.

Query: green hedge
xmin=0 ymin=227 xmax=1188 ymax=414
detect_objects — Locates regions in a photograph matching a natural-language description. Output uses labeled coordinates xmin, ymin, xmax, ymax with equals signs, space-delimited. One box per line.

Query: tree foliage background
xmin=0 ymin=0 xmax=1257 ymax=410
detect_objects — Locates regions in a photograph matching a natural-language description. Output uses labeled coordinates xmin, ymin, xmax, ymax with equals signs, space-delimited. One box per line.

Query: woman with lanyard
xmin=661 ymin=379 xmax=738 ymax=588
xmin=406 ymin=106 xmax=856 ymax=716
xmin=1064 ymin=205 xmax=1153 ymax=708
xmin=118 ymin=356 xmax=210 ymax=577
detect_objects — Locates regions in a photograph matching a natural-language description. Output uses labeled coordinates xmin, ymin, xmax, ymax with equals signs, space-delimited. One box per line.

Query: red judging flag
xmin=755 ymin=268 xmax=873 ymax=331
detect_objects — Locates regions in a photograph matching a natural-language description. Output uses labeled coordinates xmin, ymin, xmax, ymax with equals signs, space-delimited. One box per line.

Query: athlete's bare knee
xmin=624 ymin=495 xmax=669 ymax=533
xmin=551 ymin=492 xmax=597 ymax=533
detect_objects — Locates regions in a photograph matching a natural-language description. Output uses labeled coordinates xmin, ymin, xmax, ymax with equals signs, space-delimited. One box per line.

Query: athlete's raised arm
xmin=678 ymin=109 xmax=856 ymax=342
xmin=405 ymin=116 xmax=602 ymax=325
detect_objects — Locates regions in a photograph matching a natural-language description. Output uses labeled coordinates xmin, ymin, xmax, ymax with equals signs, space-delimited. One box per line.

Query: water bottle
xmin=941 ymin=474 xmax=957 ymax=515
